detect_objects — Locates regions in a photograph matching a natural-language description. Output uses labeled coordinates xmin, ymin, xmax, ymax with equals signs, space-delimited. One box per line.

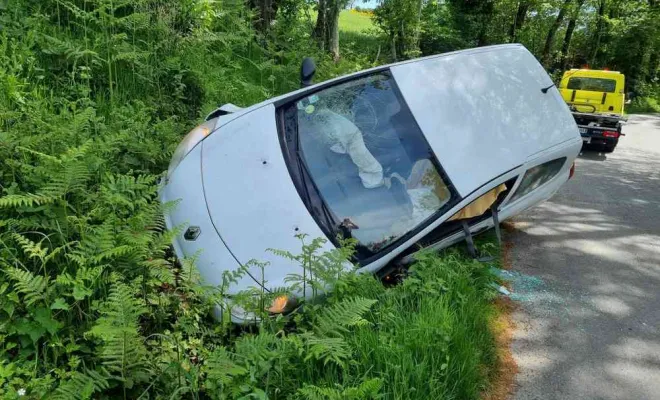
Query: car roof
xmin=215 ymin=44 xmax=527 ymax=128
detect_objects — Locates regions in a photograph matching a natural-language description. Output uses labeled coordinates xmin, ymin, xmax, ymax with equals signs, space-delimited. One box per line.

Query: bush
xmin=627 ymin=82 xmax=660 ymax=114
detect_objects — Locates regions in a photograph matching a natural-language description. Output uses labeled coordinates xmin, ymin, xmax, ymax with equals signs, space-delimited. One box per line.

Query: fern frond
xmin=52 ymin=368 xmax=111 ymax=400
xmin=296 ymin=378 xmax=382 ymax=400
xmin=205 ymin=347 xmax=247 ymax=386
xmin=314 ymin=297 xmax=376 ymax=337
xmin=11 ymin=233 xmax=48 ymax=261
xmin=3 ymin=267 xmax=48 ymax=306
xmin=88 ymin=281 xmax=151 ymax=386
xmin=304 ymin=335 xmax=350 ymax=367
xmin=0 ymin=193 xmax=57 ymax=208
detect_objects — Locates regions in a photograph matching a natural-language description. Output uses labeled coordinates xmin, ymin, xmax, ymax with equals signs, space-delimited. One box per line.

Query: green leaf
xmin=51 ymin=298 xmax=69 ymax=311
xmin=72 ymin=286 xmax=92 ymax=301
xmin=34 ymin=307 xmax=63 ymax=335
xmin=13 ymin=318 xmax=46 ymax=343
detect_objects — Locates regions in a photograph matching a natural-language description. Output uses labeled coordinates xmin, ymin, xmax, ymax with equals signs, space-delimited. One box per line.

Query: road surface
xmin=508 ymin=114 xmax=660 ymax=400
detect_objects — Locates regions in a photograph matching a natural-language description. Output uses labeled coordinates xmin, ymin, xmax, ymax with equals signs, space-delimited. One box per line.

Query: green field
xmin=339 ymin=10 xmax=375 ymax=32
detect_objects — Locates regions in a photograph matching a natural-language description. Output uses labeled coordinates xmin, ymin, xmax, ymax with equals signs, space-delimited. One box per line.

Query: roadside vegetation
xmin=0 ymin=0 xmax=657 ymax=398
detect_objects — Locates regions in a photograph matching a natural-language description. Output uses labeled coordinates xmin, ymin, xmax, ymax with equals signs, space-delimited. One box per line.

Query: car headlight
xmin=167 ymin=118 xmax=218 ymax=176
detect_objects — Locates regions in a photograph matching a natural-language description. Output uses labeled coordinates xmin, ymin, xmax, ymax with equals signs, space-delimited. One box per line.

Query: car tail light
xmin=569 ymin=162 xmax=575 ymax=179
xmin=602 ymin=130 xmax=619 ymax=138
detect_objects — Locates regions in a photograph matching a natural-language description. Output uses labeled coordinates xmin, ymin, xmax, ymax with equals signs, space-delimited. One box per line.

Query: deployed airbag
xmin=449 ymin=184 xmax=507 ymax=221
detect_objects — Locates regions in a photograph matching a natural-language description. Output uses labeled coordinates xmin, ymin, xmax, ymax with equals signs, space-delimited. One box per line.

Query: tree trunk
xmin=390 ymin=32 xmax=397 ymax=61
xmin=477 ymin=0 xmax=495 ymax=46
xmin=589 ymin=0 xmax=606 ymax=66
xmin=541 ymin=0 xmax=572 ymax=67
xmin=559 ymin=0 xmax=585 ymax=70
xmin=650 ymin=48 xmax=660 ymax=80
xmin=396 ymin=20 xmax=406 ymax=58
xmin=509 ymin=1 xmax=530 ymax=42
xmin=249 ymin=0 xmax=280 ymax=33
xmin=314 ymin=0 xmax=340 ymax=59
xmin=328 ymin=1 xmax=340 ymax=60
xmin=314 ymin=0 xmax=327 ymax=51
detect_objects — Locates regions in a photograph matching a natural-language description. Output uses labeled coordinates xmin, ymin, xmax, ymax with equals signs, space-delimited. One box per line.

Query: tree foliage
xmin=374 ymin=0 xmax=659 ymax=95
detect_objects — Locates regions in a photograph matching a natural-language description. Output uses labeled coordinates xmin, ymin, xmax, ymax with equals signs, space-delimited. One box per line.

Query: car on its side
xmin=160 ymin=44 xmax=582 ymax=322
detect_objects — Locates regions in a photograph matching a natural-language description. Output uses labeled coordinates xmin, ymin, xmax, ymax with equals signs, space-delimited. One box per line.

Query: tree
xmin=589 ymin=0 xmax=607 ymax=65
xmin=314 ymin=0 xmax=347 ymax=59
xmin=373 ymin=0 xmax=424 ymax=60
xmin=541 ymin=0 xmax=572 ymax=67
xmin=249 ymin=0 xmax=282 ymax=33
xmin=509 ymin=0 xmax=531 ymax=42
xmin=442 ymin=0 xmax=498 ymax=47
xmin=559 ymin=0 xmax=586 ymax=70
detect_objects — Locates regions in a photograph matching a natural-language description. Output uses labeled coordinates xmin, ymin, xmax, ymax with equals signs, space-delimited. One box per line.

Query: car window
xmin=286 ymin=73 xmax=454 ymax=253
xmin=567 ymin=77 xmax=617 ymax=93
xmin=508 ymin=158 xmax=566 ymax=203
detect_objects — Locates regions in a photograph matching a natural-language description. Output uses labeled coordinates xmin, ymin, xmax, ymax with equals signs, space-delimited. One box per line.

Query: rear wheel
xmin=603 ymin=144 xmax=616 ymax=153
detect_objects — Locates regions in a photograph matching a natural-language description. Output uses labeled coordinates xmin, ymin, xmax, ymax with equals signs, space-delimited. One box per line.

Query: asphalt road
xmin=507 ymin=114 xmax=660 ymax=400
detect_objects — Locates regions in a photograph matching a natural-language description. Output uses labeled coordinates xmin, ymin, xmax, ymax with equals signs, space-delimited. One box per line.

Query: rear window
xmin=567 ymin=77 xmax=617 ymax=93
xmin=509 ymin=158 xmax=566 ymax=203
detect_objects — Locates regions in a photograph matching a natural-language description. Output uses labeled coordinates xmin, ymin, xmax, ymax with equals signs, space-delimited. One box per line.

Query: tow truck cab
xmin=558 ymin=69 xmax=626 ymax=152
xmin=559 ymin=69 xmax=625 ymax=115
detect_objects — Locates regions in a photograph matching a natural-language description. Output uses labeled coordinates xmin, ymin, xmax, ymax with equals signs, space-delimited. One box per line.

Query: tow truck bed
xmin=570 ymin=110 xmax=626 ymax=153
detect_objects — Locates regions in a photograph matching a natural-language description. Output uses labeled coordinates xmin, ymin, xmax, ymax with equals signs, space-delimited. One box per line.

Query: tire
xmin=603 ymin=144 xmax=616 ymax=153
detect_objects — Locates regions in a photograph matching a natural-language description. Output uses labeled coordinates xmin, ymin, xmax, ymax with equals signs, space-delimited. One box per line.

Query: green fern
xmin=296 ymin=378 xmax=382 ymax=400
xmin=204 ymin=347 xmax=248 ymax=390
xmin=303 ymin=335 xmax=351 ymax=367
xmin=3 ymin=267 xmax=49 ymax=306
xmin=0 ymin=193 xmax=58 ymax=208
xmin=11 ymin=233 xmax=48 ymax=262
xmin=52 ymin=369 xmax=111 ymax=400
xmin=88 ymin=281 xmax=151 ymax=392
xmin=313 ymin=297 xmax=377 ymax=337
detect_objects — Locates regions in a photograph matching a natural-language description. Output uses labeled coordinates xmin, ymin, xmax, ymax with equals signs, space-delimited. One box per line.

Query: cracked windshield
xmin=297 ymin=73 xmax=452 ymax=252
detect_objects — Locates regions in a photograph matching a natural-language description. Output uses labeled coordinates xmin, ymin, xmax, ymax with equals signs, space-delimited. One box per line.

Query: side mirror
xmin=300 ymin=57 xmax=316 ymax=88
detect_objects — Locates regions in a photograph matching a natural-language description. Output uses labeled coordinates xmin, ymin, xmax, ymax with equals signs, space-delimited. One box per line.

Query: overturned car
xmin=161 ymin=44 xmax=581 ymax=320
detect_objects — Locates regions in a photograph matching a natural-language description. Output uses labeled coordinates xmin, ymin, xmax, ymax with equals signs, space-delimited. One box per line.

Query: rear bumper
xmin=578 ymin=124 xmax=621 ymax=148
xmin=583 ymin=135 xmax=618 ymax=147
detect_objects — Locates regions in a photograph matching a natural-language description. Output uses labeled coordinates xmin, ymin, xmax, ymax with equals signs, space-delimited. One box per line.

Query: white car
xmin=161 ymin=44 xmax=581 ymax=320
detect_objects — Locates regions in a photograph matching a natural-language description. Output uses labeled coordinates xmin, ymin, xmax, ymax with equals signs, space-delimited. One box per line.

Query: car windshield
xmin=289 ymin=73 xmax=453 ymax=253
xmin=567 ymin=77 xmax=617 ymax=93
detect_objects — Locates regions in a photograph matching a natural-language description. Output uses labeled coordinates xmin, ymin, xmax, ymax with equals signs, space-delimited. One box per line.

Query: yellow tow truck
xmin=558 ymin=69 xmax=626 ymax=153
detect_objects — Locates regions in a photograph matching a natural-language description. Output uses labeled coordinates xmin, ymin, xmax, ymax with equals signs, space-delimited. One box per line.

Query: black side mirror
xmin=300 ymin=57 xmax=316 ymax=88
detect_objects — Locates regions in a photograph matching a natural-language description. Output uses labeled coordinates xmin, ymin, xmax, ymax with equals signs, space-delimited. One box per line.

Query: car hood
xmin=390 ymin=45 xmax=578 ymax=196
xmin=201 ymin=104 xmax=338 ymax=291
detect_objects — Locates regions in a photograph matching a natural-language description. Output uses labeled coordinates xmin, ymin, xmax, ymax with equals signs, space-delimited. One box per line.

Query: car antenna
xmin=541 ymin=83 xmax=555 ymax=93
xmin=300 ymin=57 xmax=316 ymax=88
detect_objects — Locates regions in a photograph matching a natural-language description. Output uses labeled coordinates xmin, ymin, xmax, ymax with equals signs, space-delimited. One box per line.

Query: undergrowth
xmin=1 ymin=0 xmax=501 ymax=398
xmin=627 ymin=83 xmax=660 ymax=114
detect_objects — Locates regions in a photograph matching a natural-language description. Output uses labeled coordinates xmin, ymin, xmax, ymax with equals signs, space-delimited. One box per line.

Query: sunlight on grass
xmin=339 ymin=9 xmax=375 ymax=32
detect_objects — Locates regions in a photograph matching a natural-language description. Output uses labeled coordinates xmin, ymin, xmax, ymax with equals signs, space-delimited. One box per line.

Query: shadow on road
xmin=578 ymin=149 xmax=608 ymax=161
xmin=507 ymin=126 xmax=660 ymax=400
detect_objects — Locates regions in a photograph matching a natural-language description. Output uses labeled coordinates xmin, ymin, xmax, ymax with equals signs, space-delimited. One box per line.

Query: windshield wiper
xmin=294 ymin=149 xmax=339 ymax=239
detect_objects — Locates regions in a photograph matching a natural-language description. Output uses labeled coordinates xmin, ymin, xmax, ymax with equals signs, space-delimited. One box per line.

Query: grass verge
xmin=627 ymin=96 xmax=660 ymax=114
